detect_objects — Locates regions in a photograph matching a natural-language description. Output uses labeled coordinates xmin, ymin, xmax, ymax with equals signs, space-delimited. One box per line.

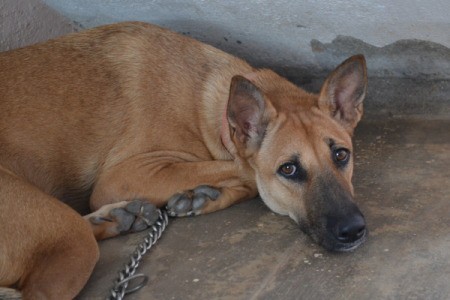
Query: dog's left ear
xmin=227 ymin=75 xmax=273 ymax=154
xmin=318 ymin=55 xmax=368 ymax=134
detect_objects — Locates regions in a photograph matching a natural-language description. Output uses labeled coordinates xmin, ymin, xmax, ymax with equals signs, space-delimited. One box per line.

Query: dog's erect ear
xmin=227 ymin=75 xmax=270 ymax=153
xmin=318 ymin=55 xmax=368 ymax=133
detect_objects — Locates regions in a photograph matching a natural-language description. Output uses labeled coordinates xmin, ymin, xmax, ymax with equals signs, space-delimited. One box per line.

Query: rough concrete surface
xmin=78 ymin=117 xmax=450 ymax=299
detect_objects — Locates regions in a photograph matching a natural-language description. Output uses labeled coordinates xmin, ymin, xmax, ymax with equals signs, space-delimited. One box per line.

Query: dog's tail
xmin=0 ymin=287 xmax=22 ymax=300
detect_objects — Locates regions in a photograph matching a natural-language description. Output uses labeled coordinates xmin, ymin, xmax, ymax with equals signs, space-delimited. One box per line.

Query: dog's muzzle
xmin=303 ymin=176 xmax=368 ymax=252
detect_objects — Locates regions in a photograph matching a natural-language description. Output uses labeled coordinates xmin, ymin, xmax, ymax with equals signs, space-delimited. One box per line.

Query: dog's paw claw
xmin=166 ymin=185 xmax=221 ymax=217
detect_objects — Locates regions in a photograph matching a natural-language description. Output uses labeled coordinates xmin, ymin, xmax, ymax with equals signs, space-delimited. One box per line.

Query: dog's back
xmin=0 ymin=22 xmax=251 ymax=207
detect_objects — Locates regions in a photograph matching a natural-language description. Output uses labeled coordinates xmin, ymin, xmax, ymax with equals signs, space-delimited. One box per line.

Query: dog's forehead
xmin=261 ymin=80 xmax=351 ymax=145
xmin=276 ymin=108 xmax=351 ymax=144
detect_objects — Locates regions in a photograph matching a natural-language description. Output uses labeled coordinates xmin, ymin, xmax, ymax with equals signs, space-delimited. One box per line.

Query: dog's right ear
xmin=318 ymin=55 xmax=367 ymax=134
xmin=227 ymin=76 xmax=271 ymax=154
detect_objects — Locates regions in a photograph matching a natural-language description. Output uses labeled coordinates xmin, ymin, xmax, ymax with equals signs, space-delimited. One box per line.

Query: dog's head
xmin=226 ymin=55 xmax=368 ymax=252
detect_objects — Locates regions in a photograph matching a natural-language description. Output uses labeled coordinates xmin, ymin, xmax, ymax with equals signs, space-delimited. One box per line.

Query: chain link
xmin=108 ymin=209 xmax=169 ymax=300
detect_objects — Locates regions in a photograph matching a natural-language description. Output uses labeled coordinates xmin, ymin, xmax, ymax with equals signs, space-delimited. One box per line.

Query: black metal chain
xmin=108 ymin=209 xmax=169 ymax=300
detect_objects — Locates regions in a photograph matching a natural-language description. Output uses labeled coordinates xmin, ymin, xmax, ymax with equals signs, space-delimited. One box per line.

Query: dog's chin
xmin=298 ymin=222 xmax=367 ymax=252
xmin=329 ymin=233 xmax=367 ymax=252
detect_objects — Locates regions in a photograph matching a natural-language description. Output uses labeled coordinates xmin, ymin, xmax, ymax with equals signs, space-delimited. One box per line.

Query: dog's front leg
xmin=165 ymin=182 xmax=255 ymax=217
xmin=87 ymin=157 xmax=257 ymax=239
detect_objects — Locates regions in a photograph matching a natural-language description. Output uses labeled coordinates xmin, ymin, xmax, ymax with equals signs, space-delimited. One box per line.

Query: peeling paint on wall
xmin=311 ymin=37 xmax=450 ymax=79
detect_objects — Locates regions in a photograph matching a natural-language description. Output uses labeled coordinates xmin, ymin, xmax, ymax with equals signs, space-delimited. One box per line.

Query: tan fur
xmin=0 ymin=22 xmax=367 ymax=298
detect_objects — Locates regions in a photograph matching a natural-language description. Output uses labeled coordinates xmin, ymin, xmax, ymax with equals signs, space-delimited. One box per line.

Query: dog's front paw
xmin=89 ymin=200 xmax=159 ymax=234
xmin=166 ymin=185 xmax=221 ymax=217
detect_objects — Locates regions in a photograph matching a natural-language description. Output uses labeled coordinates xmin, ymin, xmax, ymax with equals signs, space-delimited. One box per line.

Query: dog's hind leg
xmin=0 ymin=166 xmax=99 ymax=300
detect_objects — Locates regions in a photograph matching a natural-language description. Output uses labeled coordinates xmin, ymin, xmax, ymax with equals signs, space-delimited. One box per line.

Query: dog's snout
xmin=334 ymin=213 xmax=366 ymax=244
xmin=306 ymin=176 xmax=368 ymax=251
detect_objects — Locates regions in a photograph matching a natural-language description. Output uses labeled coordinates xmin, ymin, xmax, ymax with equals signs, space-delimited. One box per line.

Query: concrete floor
xmin=78 ymin=117 xmax=450 ymax=300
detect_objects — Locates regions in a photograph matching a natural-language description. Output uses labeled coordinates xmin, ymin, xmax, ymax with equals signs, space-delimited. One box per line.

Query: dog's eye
xmin=279 ymin=163 xmax=297 ymax=176
xmin=277 ymin=160 xmax=307 ymax=182
xmin=333 ymin=148 xmax=350 ymax=165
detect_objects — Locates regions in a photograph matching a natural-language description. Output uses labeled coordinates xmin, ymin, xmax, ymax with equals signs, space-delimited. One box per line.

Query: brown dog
xmin=0 ymin=22 xmax=367 ymax=299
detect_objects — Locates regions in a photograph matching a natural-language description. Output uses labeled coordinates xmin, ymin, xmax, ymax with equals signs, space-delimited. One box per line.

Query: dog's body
xmin=0 ymin=22 xmax=367 ymax=299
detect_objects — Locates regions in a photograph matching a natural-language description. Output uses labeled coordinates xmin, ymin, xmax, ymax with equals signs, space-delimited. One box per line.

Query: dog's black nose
xmin=334 ymin=214 xmax=366 ymax=243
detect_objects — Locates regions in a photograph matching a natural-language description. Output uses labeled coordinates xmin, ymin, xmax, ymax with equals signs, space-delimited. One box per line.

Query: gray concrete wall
xmin=2 ymin=0 xmax=450 ymax=78
xmin=0 ymin=0 xmax=78 ymax=52
xmin=40 ymin=0 xmax=450 ymax=79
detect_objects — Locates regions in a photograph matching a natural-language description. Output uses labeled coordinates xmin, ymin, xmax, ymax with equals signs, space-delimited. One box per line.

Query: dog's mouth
xmin=298 ymin=219 xmax=368 ymax=252
xmin=331 ymin=230 xmax=368 ymax=252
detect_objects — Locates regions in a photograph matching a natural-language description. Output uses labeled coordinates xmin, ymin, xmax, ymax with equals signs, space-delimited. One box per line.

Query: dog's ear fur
xmin=318 ymin=55 xmax=367 ymax=134
xmin=227 ymin=75 xmax=270 ymax=154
